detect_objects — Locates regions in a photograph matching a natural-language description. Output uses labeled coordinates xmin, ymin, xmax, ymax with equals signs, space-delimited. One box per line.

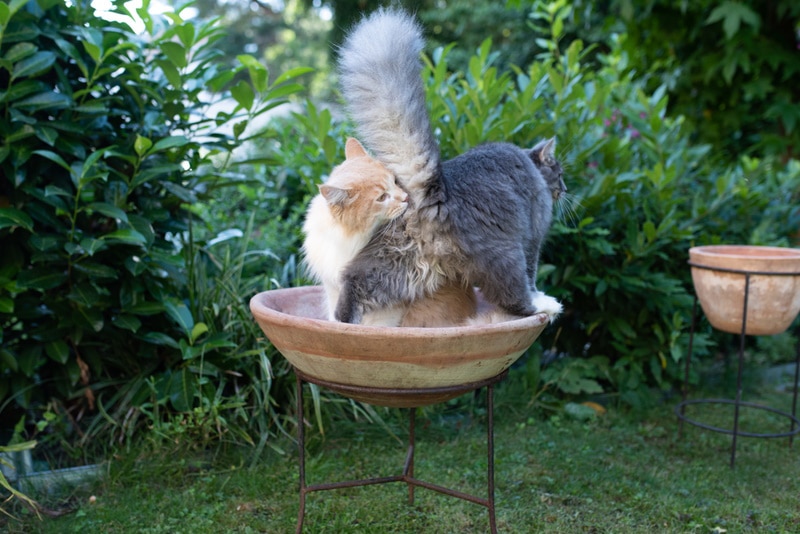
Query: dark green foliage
xmin=419 ymin=4 xmax=800 ymax=407
xmin=2 ymin=0 xmax=799 ymax=457
xmin=0 ymin=0 xmax=307 ymax=448
xmin=613 ymin=0 xmax=800 ymax=160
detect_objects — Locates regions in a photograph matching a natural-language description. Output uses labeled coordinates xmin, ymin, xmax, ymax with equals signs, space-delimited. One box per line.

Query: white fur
xmin=302 ymin=195 xmax=373 ymax=321
xmin=303 ymin=194 xmax=407 ymax=326
xmin=531 ymin=291 xmax=562 ymax=320
xmin=464 ymin=292 xmax=562 ymax=326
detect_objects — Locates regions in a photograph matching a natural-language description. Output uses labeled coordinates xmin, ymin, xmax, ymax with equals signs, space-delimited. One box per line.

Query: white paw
xmin=531 ymin=291 xmax=562 ymax=321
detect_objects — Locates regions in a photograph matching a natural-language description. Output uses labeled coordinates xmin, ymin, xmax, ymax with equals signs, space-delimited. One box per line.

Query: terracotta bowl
xmin=689 ymin=245 xmax=800 ymax=335
xmin=249 ymin=286 xmax=550 ymax=407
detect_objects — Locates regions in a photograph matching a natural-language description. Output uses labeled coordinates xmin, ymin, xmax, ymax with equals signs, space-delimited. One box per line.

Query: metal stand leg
xmin=679 ymin=298 xmax=698 ymax=438
xmin=487 ymin=382 xmax=497 ymax=533
xmin=406 ymin=408 xmax=415 ymax=505
xmin=676 ymin=268 xmax=800 ymax=467
xmin=296 ymin=373 xmax=306 ymax=534
xmin=791 ymin=337 xmax=800 ymax=448
xmin=729 ymin=274 xmax=751 ymax=468
xmin=293 ymin=371 xmax=501 ymax=533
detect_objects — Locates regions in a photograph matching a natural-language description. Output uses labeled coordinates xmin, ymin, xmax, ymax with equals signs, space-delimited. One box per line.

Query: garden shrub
xmin=418 ymin=4 xmax=800 ymax=407
xmin=0 ymin=0 xmax=310 ymax=450
xmin=238 ymin=1 xmax=799 ymax=413
xmin=2 ymin=0 xmax=798 ymax=457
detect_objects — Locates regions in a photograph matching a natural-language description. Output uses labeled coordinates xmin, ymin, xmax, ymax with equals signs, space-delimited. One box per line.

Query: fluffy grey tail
xmin=337 ymin=8 xmax=440 ymax=195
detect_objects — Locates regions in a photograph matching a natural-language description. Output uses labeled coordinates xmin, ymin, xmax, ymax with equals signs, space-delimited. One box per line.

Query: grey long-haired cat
xmin=333 ymin=8 xmax=565 ymax=324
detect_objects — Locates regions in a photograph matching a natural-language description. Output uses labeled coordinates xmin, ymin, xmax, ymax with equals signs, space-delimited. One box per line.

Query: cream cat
xmin=302 ymin=138 xmax=408 ymax=325
xmin=303 ymin=138 xmax=479 ymax=327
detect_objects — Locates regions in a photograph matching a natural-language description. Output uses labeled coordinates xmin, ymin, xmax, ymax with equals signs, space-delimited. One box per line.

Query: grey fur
xmin=335 ymin=9 xmax=565 ymax=324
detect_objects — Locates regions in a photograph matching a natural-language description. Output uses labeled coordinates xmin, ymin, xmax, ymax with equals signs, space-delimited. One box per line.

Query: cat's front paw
xmin=531 ymin=291 xmax=562 ymax=321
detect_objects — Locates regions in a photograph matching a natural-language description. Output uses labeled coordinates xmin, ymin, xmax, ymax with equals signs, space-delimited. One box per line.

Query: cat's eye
xmin=376 ymin=193 xmax=388 ymax=202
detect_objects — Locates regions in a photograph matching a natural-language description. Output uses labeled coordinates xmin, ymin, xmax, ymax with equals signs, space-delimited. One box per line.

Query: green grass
xmin=3 ymin=377 xmax=800 ymax=533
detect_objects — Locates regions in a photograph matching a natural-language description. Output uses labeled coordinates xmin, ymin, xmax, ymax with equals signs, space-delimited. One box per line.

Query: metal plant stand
xmin=294 ymin=367 xmax=507 ymax=534
xmin=676 ymin=262 xmax=800 ymax=468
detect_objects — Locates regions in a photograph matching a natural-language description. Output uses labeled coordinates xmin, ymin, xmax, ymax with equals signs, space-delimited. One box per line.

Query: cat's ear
xmin=319 ymin=184 xmax=351 ymax=207
xmin=538 ymin=138 xmax=556 ymax=164
xmin=344 ymin=137 xmax=368 ymax=160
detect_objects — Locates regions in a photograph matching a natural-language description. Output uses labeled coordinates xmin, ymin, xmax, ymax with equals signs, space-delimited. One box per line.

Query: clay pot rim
xmin=249 ymin=286 xmax=550 ymax=340
xmin=690 ymin=245 xmax=800 ymax=262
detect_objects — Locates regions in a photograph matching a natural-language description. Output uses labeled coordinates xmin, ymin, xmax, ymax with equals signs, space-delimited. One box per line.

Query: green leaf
xmin=127 ymin=214 xmax=155 ymax=246
xmin=129 ymin=164 xmax=182 ymax=189
xmin=0 ymin=297 xmax=13 ymax=314
xmin=134 ymin=135 xmax=153 ymax=157
xmin=45 ymin=340 xmax=70 ymax=364
xmin=263 ymin=83 xmax=305 ymax=102
xmin=642 ymin=220 xmax=656 ymax=242
xmin=67 ymin=281 xmax=101 ymax=307
xmin=12 ymin=51 xmax=56 ymax=79
xmin=14 ymin=90 xmax=72 ymax=112
xmin=0 ymin=80 xmax=47 ymax=104
xmin=81 ymin=38 xmax=101 ymax=63
xmin=77 ymin=306 xmax=104 ymax=332
xmin=0 ymin=349 xmax=18 ymax=371
xmin=6 ymin=124 xmax=34 ymax=143
xmin=30 ymin=234 xmax=63 ymax=251
xmin=175 ymin=23 xmax=195 ymax=48
xmin=140 ymin=332 xmax=180 ymax=349
xmin=101 ymin=229 xmax=147 ymax=246
xmin=4 ymin=42 xmax=36 ymax=63
xmin=72 ymin=261 xmax=117 ymax=279
xmin=236 ymin=54 xmax=262 ymax=69
xmin=164 ymin=299 xmax=194 ymax=337
xmin=273 ymin=66 xmax=315 ymax=84
xmin=33 ymin=150 xmax=74 ymax=177
xmin=0 ymin=208 xmax=34 ymax=232
xmin=168 ymin=368 xmax=196 ymax=412
xmin=151 ymin=136 xmax=189 ymax=153
xmin=73 ymin=100 xmax=108 ymax=114
xmin=112 ymin=314 xmax=141 ymax=333
xmin=128 ymin=302 xmax=165 ymax=316
xmin=190 ymin=322 xmax=208 ymax=343
xmin=560 ymin=377 xmax=604 ymax=395
xmin=78 ymin=237 xmax=106 ymax=256
xmin=233 ymin=120 xmax=247 ymax=139
xmin=161 ymin=41 xmax=187 ymax=68
xmin=17 ymin=267 xmax=68 ymax=290
xmin=706 ymin=1 xmax=761 ymax=39
xmin=230 ymin=80 xmax=254 ymax=110
xmin=156 ymin=59 xmax=182 ymax=88
xmin=160 ymin=181 xmax=197 ymax=203
xmin=88 ymin=202 xmax=128 ymax=223
xmin=44 ymin=185 xmax=71 ymax=198
xmin=35 ymin=125 xmax=59 ymax=146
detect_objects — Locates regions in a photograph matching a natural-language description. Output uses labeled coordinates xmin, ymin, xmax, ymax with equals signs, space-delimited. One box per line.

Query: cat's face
xmin=532 ymin=137 xmax=566 ymax=201
xmin=320 ymin=138 xmax=408 ymax=234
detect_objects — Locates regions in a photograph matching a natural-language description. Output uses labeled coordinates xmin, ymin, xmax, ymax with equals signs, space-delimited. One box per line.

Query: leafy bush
xmin=613 ymin=0 xmax=800 ymax=160
xmin=0 ymin=0 xmax=308 ymax=450
xmin=418 ymin=4 xmax=800 ymax=407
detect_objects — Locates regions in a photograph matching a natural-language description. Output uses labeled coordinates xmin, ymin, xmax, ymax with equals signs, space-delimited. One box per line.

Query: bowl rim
xmin=249 ymin=286 xmax=551 ymax=340
xmin=689 ymin=244 xmax=800 ymax=261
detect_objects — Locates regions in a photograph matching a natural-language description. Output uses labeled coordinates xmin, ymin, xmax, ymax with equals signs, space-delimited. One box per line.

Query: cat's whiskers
xmin=555 ymin=192 xmax=583 ymax=227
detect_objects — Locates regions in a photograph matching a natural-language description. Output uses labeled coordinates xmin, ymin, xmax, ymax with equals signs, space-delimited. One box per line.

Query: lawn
xmin=3 ymin=369 xmax=800 ymax=533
